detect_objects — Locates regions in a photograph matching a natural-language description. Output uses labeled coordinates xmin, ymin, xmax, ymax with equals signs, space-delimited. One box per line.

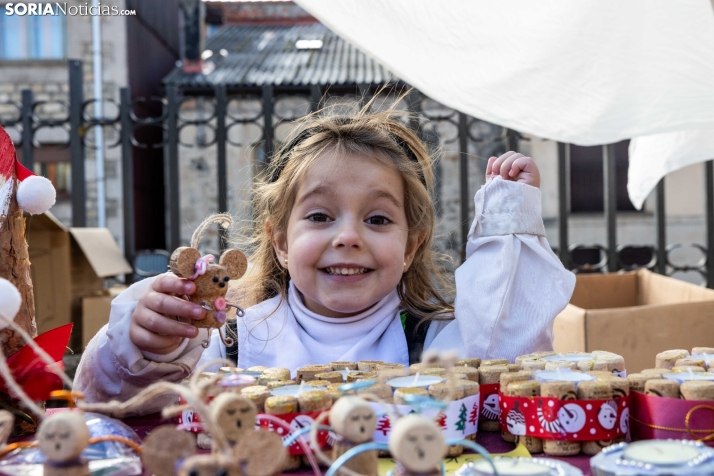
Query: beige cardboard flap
xmin=69 ymin=228 xmax=132 ymax=277
xmin=585 ymin=301 xmax=714 ymax=373
xmin=27 ymin=211 xmax=68 ymax=232
xmin=637 ymin=268 xmax=714 ymax=305
xmin=570 ymin=272 xmax=638 ymax=309
xmin=554 ymin=270 xmax=714 ymax=374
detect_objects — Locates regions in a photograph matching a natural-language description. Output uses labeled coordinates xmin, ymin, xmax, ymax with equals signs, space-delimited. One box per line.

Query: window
xmin=16 ymin=146 xmax=71 ymax=198
xmin=0 ymin=5 xmax=66 ymax=60
xmin=569 ymin=140 xmax=637 ymax=213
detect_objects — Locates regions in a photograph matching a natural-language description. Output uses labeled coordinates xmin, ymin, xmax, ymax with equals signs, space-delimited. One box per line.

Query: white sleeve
xmin=73 ymin=275 xmax=212 ymax=415
xmin=195 ymin=326 xmax=228 ymax=372
xmin=427 ymin=177 xmax=575 ymax=362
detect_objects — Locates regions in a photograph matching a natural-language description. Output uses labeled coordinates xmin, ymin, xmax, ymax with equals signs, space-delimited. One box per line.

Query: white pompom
xmin=0 ymin=278 xmax=21 ymax=328
xmin=17 ymin=175 xmax=56 ymax=215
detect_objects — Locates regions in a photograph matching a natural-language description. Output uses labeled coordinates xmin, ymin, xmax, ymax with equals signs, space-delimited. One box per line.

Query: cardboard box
xmin=82 ymin=286 xmax=126 ymax=349
xmin=26 ymin=212 xmax=132 ymax=348
xmin=553 ymin=269 xmax=714 ymax=373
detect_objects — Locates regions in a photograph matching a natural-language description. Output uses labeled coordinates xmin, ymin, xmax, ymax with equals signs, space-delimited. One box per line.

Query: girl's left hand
xmin=486 ymin=152 xmax=541 ymax=188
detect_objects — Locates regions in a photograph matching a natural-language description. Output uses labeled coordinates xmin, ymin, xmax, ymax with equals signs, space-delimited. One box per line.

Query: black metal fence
xmin=2 ymin=60 xmax=713 ymax=287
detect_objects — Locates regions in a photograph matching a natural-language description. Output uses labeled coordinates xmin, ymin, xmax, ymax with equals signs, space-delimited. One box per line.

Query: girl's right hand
xmin=130 ymin=273 xmax=206 ymax=355
xmin=486 ymin=151 xmax=541 ymax=188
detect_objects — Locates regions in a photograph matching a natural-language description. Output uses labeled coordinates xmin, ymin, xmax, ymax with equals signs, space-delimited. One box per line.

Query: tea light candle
xmin=218 ymin=374 xmax=256 ymax=388
xmin=465 ymin=458 xmax=551 ymax=476
xmin=693 ymin=353 xmax=713 ymax=366
xmin=541 ymin=353 xmax=593 ymax=362
xmin=387 ymin=372 xmax=443 ymax=389
xmin=238 ymin=371 xmax=264 ymax=378
xmin=270 ymin=382 xmax=326 ymax=397
xmin=622 ymin=440 xmax=701 ymax=465
xmin=534 ymin=369 xmax=595 ymax=383
xmin=663 ymin=369 xmax=714 ymax=384
xmin=335 ymin=368 xmax=359 ymax=382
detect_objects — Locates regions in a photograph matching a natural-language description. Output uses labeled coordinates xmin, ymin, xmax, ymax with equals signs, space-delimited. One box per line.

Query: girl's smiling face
xmin=272 ymin=150 xmax=419 ymax=317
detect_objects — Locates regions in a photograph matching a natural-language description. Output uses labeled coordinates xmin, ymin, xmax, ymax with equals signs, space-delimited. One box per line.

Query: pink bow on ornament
xmin=189 ymin=254 xmax=215 ymax=280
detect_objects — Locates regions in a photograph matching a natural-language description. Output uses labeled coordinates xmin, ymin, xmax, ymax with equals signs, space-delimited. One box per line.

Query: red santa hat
xmin=0 ymin=129 xmax=56 ymax=215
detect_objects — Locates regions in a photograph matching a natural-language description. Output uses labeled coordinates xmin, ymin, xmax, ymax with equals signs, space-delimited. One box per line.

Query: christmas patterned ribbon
xmin=479 ymin=383 xmax=501 ymax=421
xmin=498 ymin=393 xmax=628 ymax=441
xmin=256 ymin=411 xmax=330 ymax=455
xmin=479 ymin=383 xmax=500 ymax=424
xmin=368 ymin=394 xmax=480 ymax=443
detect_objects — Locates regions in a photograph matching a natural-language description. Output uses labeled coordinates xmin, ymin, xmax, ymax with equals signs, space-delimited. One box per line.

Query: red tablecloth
xmin=121 ymin=413 xmax=593 ymax=476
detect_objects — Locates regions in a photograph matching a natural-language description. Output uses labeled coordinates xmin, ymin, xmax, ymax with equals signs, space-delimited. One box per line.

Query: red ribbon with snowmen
xmin=498 ymin=393 xmax=629 ymax=441
xmin=479 ymin=383 xmax=500 ymax=423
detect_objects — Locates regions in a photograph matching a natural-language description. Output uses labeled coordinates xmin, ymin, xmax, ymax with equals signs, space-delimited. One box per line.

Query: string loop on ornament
xmin=218 ymin=328 xmax=234 ymax=348
xmin=685 ymin=405 xmax=714 ymax=441
xmin=201 ymin=329 xmax=211 ymax=349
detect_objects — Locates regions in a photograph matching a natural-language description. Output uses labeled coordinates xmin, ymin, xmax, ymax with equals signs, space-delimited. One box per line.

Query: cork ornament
xmin=173 ymin=428 xmax=286 ymax=476
xmin=389 ymin=415 xmax=445 ymax=476
xmin=209 ymin=393 xmax=257 ymax=447
xmin=169 ymin=214 xmax=248 ymax=347
xmin=37 ymin=412 xmax=91 ymax=476
xmin=177 ymin=453 xmax=240 ymax=476
xmin=172 ymin=361 xmax=288 ymax=476
xmin=329 ymin=396 xmax=379 ymax=476
xmin=232 ymin=429 xmax=288 ymax=476
xmin=310 ymin=380 xmax=399 ymax=476
xmin=141 ymin=425 xmax=197 ymax=476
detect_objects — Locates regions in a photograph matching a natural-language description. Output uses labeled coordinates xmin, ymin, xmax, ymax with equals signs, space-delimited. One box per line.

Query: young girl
xmin=74 ymin=104 xmax=575 ymax=414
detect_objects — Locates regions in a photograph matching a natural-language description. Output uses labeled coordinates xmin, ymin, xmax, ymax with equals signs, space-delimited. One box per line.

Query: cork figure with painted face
xmin=209 ymin=393 xmax=257 ymax=448
xmin=329 ymin=396 xmax=378 ymax=476
xmin=37 ymin=412 xmax=91 ymax=476
xmin=388 ymin=415 xmax=445 ymax=476
xmin=169 ymin=246 xmax=248 ymax=329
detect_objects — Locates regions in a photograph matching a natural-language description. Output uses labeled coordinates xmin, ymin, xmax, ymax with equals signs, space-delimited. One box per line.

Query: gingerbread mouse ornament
xmin=169 ymin=214 xmax=248 ymax=346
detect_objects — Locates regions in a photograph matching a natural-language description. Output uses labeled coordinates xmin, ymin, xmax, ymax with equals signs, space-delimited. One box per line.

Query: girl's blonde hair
xmin=239 ymin=94 xmax=455 ymax=324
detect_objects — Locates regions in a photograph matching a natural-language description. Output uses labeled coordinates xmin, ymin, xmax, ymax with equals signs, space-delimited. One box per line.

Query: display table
xmin=121 ymin=413 xmax=594 ymax=476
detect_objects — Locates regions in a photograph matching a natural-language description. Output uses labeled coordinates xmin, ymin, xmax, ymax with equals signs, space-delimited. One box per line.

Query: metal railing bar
xmin=69 ymin=60 xmax=86 ymax=227
xmin=706 ymin=160 xmax=714 ymax=288
xmin=21 ymin=89 xmax=33 ymax=171
xmin=603 ymin=143 xmax=617 ymax=271
xmin=120 ymin=87 xmax=135 ymax=283
xmin=557 ymin=142 xmax=570 ymax=267
xmin=165 ymin=85 xmax=180 ymax=250
xmin=656 ymin=178 xmax=667 ymax=274
xmin=458 ymin=112 xmax=469 ymax=263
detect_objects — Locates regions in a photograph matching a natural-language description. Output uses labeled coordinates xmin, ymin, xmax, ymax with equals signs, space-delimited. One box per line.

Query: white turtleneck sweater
xmin=74 ymin=178 xmax=575 ymax=414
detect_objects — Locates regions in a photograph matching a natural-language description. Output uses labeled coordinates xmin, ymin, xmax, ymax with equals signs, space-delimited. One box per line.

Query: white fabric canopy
xmin=295 ymin=0 xmax=714 ymax=208
xmin=629 ymin=128 xmax=714 ymax=209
